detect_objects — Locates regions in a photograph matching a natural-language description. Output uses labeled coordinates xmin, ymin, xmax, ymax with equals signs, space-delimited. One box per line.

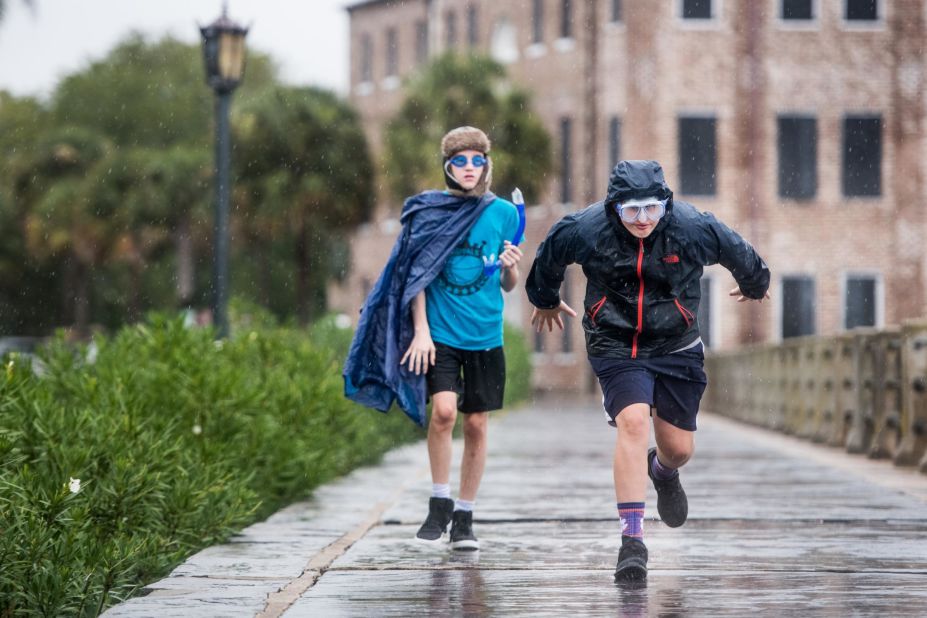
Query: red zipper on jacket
xmin=632 ymin=238 xmax=644 ymax=358
xmin=589 ymin=295 xmax=607 ymax=325
xmin=674 ymin=298 xmax=694 ymax=327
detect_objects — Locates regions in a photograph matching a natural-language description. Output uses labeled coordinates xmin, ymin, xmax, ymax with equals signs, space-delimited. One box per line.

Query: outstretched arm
xmin=525 ymin=214 xmax=583 ymax=331
xmin=702 ymin=214 xmax=771 ymax=300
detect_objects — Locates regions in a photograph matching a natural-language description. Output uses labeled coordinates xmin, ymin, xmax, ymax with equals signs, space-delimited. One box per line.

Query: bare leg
xmin=458 ymin=412 xmax=488 ymax=502
xmin=613 ymin=403 xmax=652 ymax=503
xmin=652 ymin=413 xmax=695 ymax=469
xmin=427 ymin=391 xmax=458 ymax=485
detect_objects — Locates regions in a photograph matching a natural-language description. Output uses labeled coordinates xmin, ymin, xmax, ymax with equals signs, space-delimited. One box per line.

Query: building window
xmin=561 ymin=270 xmax=572 ymax=353
xmin=611 ymin=0 xmax=623 ymax=22
xmin=842 ymin=115 xmax=881 ymax=197
xmin=532 ymin=0 xmax=544 ymax=44
xmin=682 ymin=0 xmax=713 ymax=19
xmin=560 ymin=0 xmax=573 ymax=39
xmin=560 ymin=117 xmax=573 ymax=204
xmin=446 ymin=10 xmax=458 ymax=49
xmin=416 ymin=20 xmax=429 ymax=65
xmin=385 ymin=28 xmax=398 ymax=77
xmin=698 ymin=277 xmax=712 ymax=348
xmin=609 ymin=116 xmax=621 ymax=168
xmin=467 ymin=5 xmax=479 ymax=47
xmin=778 ymin=116 xmax=817 ymax=200
xmin=491 ymin=17 xmax=518 ymax=63
xmin=678 ymin=116 xmax=717 ymax=196
xmin=782 ymin=276 xmax=816 ymax=338
xmin=845 ymin=0 xmax=878 ymax=21
xmin=782 ymin=0 xmax=813 ymax=19
xmin=360 ymin=34 xmax=373 ymax=83
xmin=845 ymin=275 xmax=877 ymax=329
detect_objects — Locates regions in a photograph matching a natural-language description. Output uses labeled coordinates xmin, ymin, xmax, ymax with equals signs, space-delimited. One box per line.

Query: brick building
xmin=331 ymin=0 xmax=925 ymax=393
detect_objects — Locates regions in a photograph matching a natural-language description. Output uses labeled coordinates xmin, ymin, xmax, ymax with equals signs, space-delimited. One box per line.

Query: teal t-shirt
xmin=426 ymin=196 xmax=521 ymax=350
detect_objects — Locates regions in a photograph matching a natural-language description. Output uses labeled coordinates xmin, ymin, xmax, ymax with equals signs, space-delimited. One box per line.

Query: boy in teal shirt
xmin=402 ymin=127 xmax=523 ymax=550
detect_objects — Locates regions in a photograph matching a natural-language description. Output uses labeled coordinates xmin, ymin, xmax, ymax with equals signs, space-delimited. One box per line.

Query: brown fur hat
xmin=441 ymin=126 xmax=491 ymax=158
xmin=441 ymin=126 xmax=493 ymax=196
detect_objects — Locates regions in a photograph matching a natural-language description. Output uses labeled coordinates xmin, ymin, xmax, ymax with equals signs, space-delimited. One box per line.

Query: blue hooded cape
xmin=343 ymin=190 xmax=496 ymax=426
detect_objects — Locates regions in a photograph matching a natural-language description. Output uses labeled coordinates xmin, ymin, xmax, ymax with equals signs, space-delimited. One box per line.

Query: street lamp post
xmin=200 ymin=4 xmax=248 ymax=339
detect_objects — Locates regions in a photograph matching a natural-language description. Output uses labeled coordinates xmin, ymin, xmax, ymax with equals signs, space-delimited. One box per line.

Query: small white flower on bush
xmin=69 ymin=478 xmax=81 ymax=494
xmin=214 ymin=340 xmax=224 ymax=350
xmin=335 ymin=314 xmax=352 ymax=329
xmin=85 ymin=341 xmax=99 ymax=364
xmin=192 ymin=424 xmax=203 ymax=435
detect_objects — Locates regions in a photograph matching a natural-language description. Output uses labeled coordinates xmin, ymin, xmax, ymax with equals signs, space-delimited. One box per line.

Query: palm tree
xmin=234 ymin=86 xmax=375 ymax=324
xmin=385 ymin=53 xmax=552 ymax=205
xmin=17 ymin=127 xmax=119 ymax=336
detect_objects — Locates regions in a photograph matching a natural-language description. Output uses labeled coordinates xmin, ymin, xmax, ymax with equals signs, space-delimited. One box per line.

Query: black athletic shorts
xmin=589 ymin=343 xmax=708 ymax=431
xmin=426 ymin=342 xmax=506 ymax=413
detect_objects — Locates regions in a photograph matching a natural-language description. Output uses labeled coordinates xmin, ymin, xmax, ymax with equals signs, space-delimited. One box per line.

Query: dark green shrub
xmin=0 ymin=316 xmax=420 ymax=615
xmin=0 ymin=312 xmax=532 ymax=615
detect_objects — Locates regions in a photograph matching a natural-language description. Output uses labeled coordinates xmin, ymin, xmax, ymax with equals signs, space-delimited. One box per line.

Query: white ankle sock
xmin=454 ymin=498 xmax=475 ymax=512
xmin=432 ymin=483 xmax=451 ymax=499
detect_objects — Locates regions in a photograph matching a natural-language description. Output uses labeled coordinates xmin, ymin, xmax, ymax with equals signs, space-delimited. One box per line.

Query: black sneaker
xmin=614 ymin=536 xmax=648 ymax=582
xmin=648 ymin=447 xmax=688 ymax=528
xmin=449 ymin=510 xmax=479 ymax=551
xmin=415 ymin=497 xmax=454 ymax=543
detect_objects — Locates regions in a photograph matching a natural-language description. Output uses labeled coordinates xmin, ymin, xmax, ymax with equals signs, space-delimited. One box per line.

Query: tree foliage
xmin=51 ymin=34 xmax=277 ymax=149
xmin=385 ymin=53 xmax=552 ymax=204
xmin=233 ymin=85 xmax=374 ymax=322
xmin=1 ymin=33 xmax=373 ymax=334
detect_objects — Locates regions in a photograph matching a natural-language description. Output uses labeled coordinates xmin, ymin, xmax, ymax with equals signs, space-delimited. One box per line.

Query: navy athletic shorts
xmin=588 ymin=343 xmax=708 ymax=431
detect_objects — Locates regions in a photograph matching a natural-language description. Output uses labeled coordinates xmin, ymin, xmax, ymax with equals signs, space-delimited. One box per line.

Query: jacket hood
xmin=603 ymin=160 xmax=675 ymax=239
xmin=605 ymin=160 xmax=673 ymax=205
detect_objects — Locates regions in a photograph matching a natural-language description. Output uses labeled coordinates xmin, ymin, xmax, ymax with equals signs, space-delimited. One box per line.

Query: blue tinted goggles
xmin=448 ymin=154 xmax=488 ymax=168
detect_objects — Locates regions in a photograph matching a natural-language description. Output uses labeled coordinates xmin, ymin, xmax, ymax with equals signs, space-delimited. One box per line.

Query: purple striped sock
xmin=651 ymin=453 xmax=679 ymax=480
xmin=617 ymin=502 xmax=645 ymax=539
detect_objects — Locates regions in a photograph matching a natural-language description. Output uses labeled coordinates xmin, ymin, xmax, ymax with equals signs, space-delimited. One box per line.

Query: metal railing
xmin=704 ymin=320 xmax=927 ymax=474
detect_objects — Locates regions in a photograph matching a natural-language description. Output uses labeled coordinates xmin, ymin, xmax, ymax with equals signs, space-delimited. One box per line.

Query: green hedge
xmin=0 ymin=314 xmax=532 ymax=615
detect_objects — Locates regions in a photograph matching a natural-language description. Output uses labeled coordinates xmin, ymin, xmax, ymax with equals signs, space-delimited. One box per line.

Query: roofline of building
xmin=345 ymin=0 xmax=393 ymax=13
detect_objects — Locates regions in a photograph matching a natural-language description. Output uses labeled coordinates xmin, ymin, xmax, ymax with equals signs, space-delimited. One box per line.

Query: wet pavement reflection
xmin=105 ymin=402 xmax=927 ymax=616
xmin=285 ymin=403 xmax=927 ymax=616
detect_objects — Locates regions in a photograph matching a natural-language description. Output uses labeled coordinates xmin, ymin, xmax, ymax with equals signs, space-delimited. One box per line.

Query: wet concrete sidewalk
xmin=106 ymin=400 xmax=927 ymax=617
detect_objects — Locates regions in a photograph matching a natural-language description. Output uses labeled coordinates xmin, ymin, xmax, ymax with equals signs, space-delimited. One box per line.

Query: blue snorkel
xmin=483 ymin=188 xmax=527 ymax=276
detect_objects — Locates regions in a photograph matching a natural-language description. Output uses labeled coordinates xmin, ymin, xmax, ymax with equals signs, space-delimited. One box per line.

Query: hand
xmin=400 ymin=332 xmax=436 ymax=375
xmin=499 ymin=241 xmax=523 ymax=270
xmin=729 ymin=287 xmax=771 ymax=303
xmin=530 ymin=301 xmax=578 ymax=332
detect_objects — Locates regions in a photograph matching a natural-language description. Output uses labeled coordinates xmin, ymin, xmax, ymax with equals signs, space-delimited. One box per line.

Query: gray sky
xmin=0 ymin=0 xmax=350 ymax=99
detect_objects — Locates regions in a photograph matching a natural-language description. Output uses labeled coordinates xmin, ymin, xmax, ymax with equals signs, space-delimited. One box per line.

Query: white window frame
xmin=676 ymin=110 xmax=720 ymax=198
xmin=775 ymin=273 xmax=817 ymax=342
xmin=607 ymin=0 xmax=626 ymax=30
xmin=840 ymin=271 xmax=884 ymax=330
xmin=677 ymin=0 xmax=722 ymax=29
xmin=841 ymin=111 xmax=884 ymax=200
xmin=777 ymin=0 xmax=819 ymax=30
xmin=841 ymin=0 xmax=885 ymax=31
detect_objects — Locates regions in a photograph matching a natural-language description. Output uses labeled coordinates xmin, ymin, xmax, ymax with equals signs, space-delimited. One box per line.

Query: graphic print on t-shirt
xmin=425 ymin=197 xmax=520 ymax=350
xmin=436 ymin=240 xmax=493 ymax=296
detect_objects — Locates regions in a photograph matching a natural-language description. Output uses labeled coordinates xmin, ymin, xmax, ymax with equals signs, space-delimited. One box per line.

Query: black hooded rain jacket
xmin=526 ymin=160 xmax=770 ymax=359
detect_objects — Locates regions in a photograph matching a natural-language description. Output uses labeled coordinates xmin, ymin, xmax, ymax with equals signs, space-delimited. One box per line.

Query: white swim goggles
xmin=614 ymin=197 xmax=667 ymax=223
